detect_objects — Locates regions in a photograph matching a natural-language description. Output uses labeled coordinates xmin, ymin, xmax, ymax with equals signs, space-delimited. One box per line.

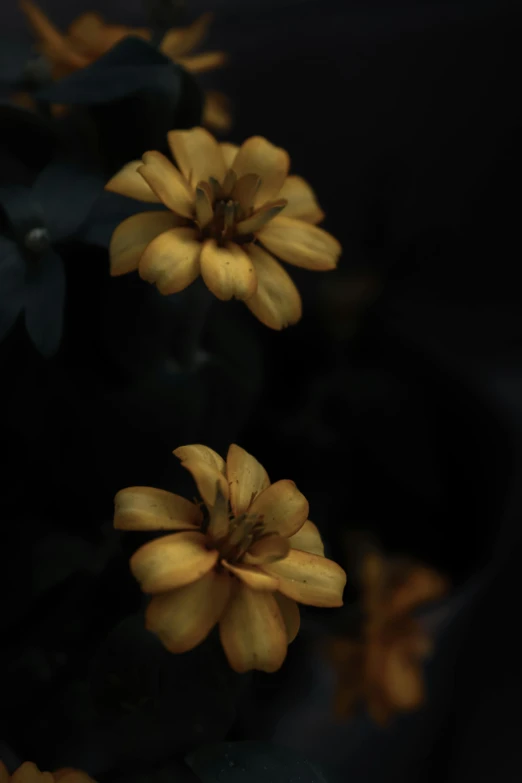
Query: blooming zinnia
xmin=0 ymin=761 xmax=95 ymax=782
xmin=106 ymin=128 xmax=341 ymax=329
xmin=327 ymin=551 xmax=448 ymax=724
xmin=114 ymin=444 xmax=346 ymax=672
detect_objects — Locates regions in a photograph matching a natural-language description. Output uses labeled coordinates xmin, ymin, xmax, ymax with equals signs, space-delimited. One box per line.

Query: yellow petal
xmin=105 ymin=160 xmax=160 ymax=203
xmin=177 ymin=51 xmax=228 ymax=74
xmin=202 ymin=90 xmax=233 ymax=133
xmin=232 ymin=136 xmax=290 ymax=208
xmin=168 ymin=127 xmax=226 ymax=188
xmin=114 ymin=486 xmax=202 ymax=531
xmin=245 ymin=244 xmax=302 ymax=330
xmin=160 ymin=12 xmax=214 ymax=59
xmin=236 ymin=199 xmax=287 ymax=235
xmin=200 ymin=240 xmax=257 ymax=301
xmin=20 ymin=1 xmax=89 ymax=72
xmin=263 ymin=549 xmax=346 ymax=607
xmin=288 ymin=519 xmax=325 ymax=556
xmin=146 ymin=568 xmax=231 ymax=653
xmin=219 ymin=584 xmax=287 ymax=672
xmin=382 ymin=645 xmax=424 ymax=710
xmin=243 ymin=534 xmax=290 ymax=565
xmin=66 ymin=11 xmax=105 ymax=49
xmin=226 ymin=443 xmax=270 ymax=515
xmin=248 ymin=479 xmax=309 ymax=538
xmin=0 ymin=761 xmax=9 ymax=783
xmin=53 ymin=771 xmax=96 ymax=783
xmin=223 ymin=561 xmax=279 ymax=590
xmin=109 ymin=211 xmax=183 ymax=276
xmin=257 ymin=215 xmax=341 ymax=270
xmin=207 ymin=481 xmax=230 ymax=539
xmin=174 ymin=444 xmax=226 ymax=473
xmin=138 ymin=151 xmax=194 ymax=218
xmin=180 ymin=459 xmax=229 ymax=508
xmin=130 ymin=531 xmax=218 ymax=593
xmin=221 ymin=142 xmax=239 ymax=169
xmin=275 ymin=592 xmax=300 ymax=643
xmin=11 ymin=762 xmax=49 ymax=783
xmin=278 ymin=175 xmax=325 ymax=224
xmin=138 ymin=226 xmax=202 ymax=295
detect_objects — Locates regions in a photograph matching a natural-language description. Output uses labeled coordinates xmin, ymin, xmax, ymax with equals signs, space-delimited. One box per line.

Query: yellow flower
xmin=19 ymin=3 xmax=229 ymax=131
xmin=106 ymin=128 xmax=341 ymax=329
xmin=114 ymin=444 xmax=346 ymax=673
xmin=327 ymin=551 xmax=448 ymax=725
xmin=0 ymin=761 xmax=95 ymax=782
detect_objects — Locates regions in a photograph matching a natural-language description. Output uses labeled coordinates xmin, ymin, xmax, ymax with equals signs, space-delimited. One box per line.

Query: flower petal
xmin=177 ymin=51 xmax=227 ymax=74
xmin=138 ymin=151 xmax=194 ymax=218
xmin=130 ymin=531 xmax=218 ymax=593
xmin=225 ymin=443 xmax=270 ymax=515
xmin=200 ymin=240 xmax=257 ymax=301
xmin=288 ymin=519 xmax=325 ymax=556
xmin=278 ymin=175 xmax=325 ymax=224
xmin=248 ymin=479 xmax=308 ymax=538
xmin=160 ymin=12 xmax=214 ymax=58
xmin=257 ymin=215 xmax=341 ymax=270
xmin=221 ymin=143 xmax=239 ymax=169
xmin=232 ymin=136 xmax=290 ymax=208
xmin=53 ymin=770 xmax=96 ymax=783
xmin=138 ymin=227 xmax=202 ymax=295
xmin=202 ymin=90 xmax=233 ymax=133
xmin=0 ymin=761 xmax=9 ymax=783
xmin=180 ymin=459 xmax=229 ymax=509
xmin=114 ymin=486 xmax=202 ymax=531
xmin=223 ymin=561 xmax=279 ymax=590
xmin=381 ymin=643 xmax=424 ymax=710
xmin=109 ymin=211 xmax=184 ymax=276
xmin=20 ymin=1 xmax=89 ymax=73
xmin=263 ymin=549 xmax=346 ymax=607
xmin=219 ymin=584 xmax=287 ymax=672
xmin=174 ymin=444 xmax=226 ymax=473
xmin=105 ymin=160 xmax=160 ymax=203
xmin=275 ymin=592 xmax=300 ymax=643
xmin=243 ymin=534 xmax=290 ymax=565
xmin=236 ymin=199 xmax=287 ymax=235
xmin=11 ymin=762 xmax=53 ymax=783
xmin=146 ymin=568 xmax=231 ymax=653
xmin=245 ymin=244 xmax=302 ymax=330
xmin=168 ymin=127 xmax=226 ymax=188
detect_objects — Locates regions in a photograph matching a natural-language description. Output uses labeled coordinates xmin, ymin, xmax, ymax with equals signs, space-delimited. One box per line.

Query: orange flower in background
xmin=19 ymin=2 xmax=230 ymax=131
xmin=106 ymin=127 xmax=341 ymax=329
xmin=0 ymin=760 xmax=95 ymax=782
xmin=327 ymin=551 xmax=448 ymax=725
xmin=114 ymin=444 xmax=346 ymax=673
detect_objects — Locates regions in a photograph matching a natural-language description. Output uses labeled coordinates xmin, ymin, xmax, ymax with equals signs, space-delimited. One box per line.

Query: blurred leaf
xmin=0 ymin=237 xmax=25 ymax=341
xmin=24 ymin=248 xmax=65 ymax=357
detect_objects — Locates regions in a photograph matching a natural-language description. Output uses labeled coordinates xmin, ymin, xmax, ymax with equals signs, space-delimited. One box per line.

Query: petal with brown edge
xmin=245 ymin=244 xmax=302 ymax=330
xmin=168 ymin=127 xmax=226 ymax=188
xmin=180 ymin=459 xmax=229 ymax=508
xmin=114 ymin=486 xmax=202 ymax=531
xmin=248 ymin=479 xmax=308 ymax=538
xmin=200 ymin=240 xmax=257 ymax=301
xmin=288 ymin=519 xmax=325 ymax=556
xmin=138 ymin=227 xmax=202 ymax=295
xmin=221 ymin=142 xmax=239 ymax=169
xmin=232 ymin=136 xmax=290 ymax=208
xmin=263 ymin=549 xmax=346 ymax=607
xmin=226 ymin=443 xmax=270 ymax=515
xmin=139 ymin=151 xmax=194 ymax=217
xmin=278 ymin=175 xmax=325 ymax=224
xmin=219 ymin=584 xmax=287 ymax=672
xmin=105 ymin=160 xmax=160 ymax=203
xmin=109 ymin=211 xmax=185 ymax=276
xmin=257 ymin=215 xmax=341 ymax=270
xmin=243 ymin=534 xmax=290 ymax=565
xmin=275 ymin=592 xmax=300 ymax=643
xmin=174 ymin=444 xmax=226 ymax=473
xmin=223 ymin=561 xmax=279 ymax=590
xmin=146 ymin=568 xmax=231 ymax=653
xmin=130 ymin=531 xmax=218 ymax=593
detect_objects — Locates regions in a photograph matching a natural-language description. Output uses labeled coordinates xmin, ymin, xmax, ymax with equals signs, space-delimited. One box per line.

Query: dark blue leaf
xmin=0 ymin=39 xmax=33 ymax=85
xmin=0 ymin=185 xmax=47 ymax=244
xmin=24 ymin=248 xmax=66 ymax=357
xmin=0 ymin=237 xmax=25 ymax=342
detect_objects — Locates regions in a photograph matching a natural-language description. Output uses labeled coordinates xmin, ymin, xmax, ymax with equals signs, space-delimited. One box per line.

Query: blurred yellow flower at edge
xmin=0 ymin=761 xmax=95 ymax=782
xmin=106 ymin=127 xmax=341 ymax=329
xmin=18 ymin=2 xmax=230 ymax=131
xmin=114 ymin=444 xmax=347 ymax=673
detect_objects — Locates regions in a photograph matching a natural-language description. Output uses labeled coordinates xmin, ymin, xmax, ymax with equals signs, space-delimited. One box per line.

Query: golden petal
xmin=146 ymin=568 xmax=231 ymax=653
xmin=263 ymin=549 xmax=346 ymax=607
xmin=138 ymin=226 xmax=202 ymax=295
xmin=176 ymin=51 xmax=228 ymax=74
xmin=226 ymin=443 xmax=270 ymax=516
xmin=52 ymin=771 xmax=96 ymax=783
xmin=236 ymin=199 xmax=287 ymax=235
xmin=195 ymin=183 xmax=214 ymax=228
xmin=278 ymin=175 xmax=325 ymax=224
xmin=381 ymin=643 xmax=425 ymax=710
xmin=288 ymin=519 xmax=325 ymax=556
xmin=20 ymin=1 xmax=89 ymax=72
xmin=222 ymin=561 xmax=279 ymax=590
xmin=11 ymin=762 xmax=51 ymax=783
xmin=200 ymin=239 xmax=257 ymax=301
xmin=243 ymin=534 xmax=290 ymax=565
xmin=202 ymin=90 xmax=233 ymax=133
xmin=0 ymin=761 xmax=9 ymax=783
xmin=257 ymin=215 xmax=341 ymax=270
xmin=114 ymin=486 xmax=202 ymax=531
xmin=231 ymin=173 xmax=261 ymax=216
xmin=105 ymin=160 xmax=160 ymax=203
xmin=275 ymin=592 xmax=300 ymax=643
xmin=174 ymin=444 xmax=226 ymax=473
xmin=207 ymin=481 xmax=230 ymax=539
xmin=139 ymin=151 xmax=194 ymax=218
xmin=245 ymin=244 xmax=302 ymax=330
xmin=219 ymin=584 xmax=287 ymax=672
xmin=232 ymin=136 xmax=290 ymax=208
xmin=130 ymin=531 xmax=218 ymax=593
xmin=248 ymin=479 xmax=309 ymax=538
xmin=109 ymin=211 xmax=185 ymax=277
xmin=220 ymin=142 xmax=239 ymax=170
xmin=160 ymin=12 xmax=214 ymax=59
xmin=168 ymin=127 xmax=226 ymax=188
xmin=389 ymin=566 xmax=448 ymax=617
xmin=66 ymin=11 xmax=105 ymax=47
xmin=180 ymin=459 xmax=229 ymax=509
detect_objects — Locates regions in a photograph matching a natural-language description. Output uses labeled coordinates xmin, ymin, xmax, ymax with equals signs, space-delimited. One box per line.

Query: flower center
xmin=215 ymin=512 xmax=265 ymax=564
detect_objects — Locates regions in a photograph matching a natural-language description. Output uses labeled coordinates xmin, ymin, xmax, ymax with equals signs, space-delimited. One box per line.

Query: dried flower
xmin=327 ymin=551 xmax=448 ymax=724
xmin=106 ymin=128 xmax=341 ymax=329
xmin=114 ymin=444 xmax=346 ymax=672
xmin=19 ymin=3 xmax=229 ymax=130
xmin=0 ymin=761 xmax=95 ymax=782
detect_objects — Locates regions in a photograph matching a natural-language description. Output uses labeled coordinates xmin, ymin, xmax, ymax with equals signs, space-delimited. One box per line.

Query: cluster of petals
xmin=0 ymin=761 xmax=95 ymax=783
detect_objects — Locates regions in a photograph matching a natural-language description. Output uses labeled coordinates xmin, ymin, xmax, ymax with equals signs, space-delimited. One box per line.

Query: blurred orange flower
xmin=327 ymin=551 xmax=448 ymax=724
xmin=0 ymin=760 xmax=95 ymax=782
xmin=114 ymin=443 xmax=346 ymax=672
